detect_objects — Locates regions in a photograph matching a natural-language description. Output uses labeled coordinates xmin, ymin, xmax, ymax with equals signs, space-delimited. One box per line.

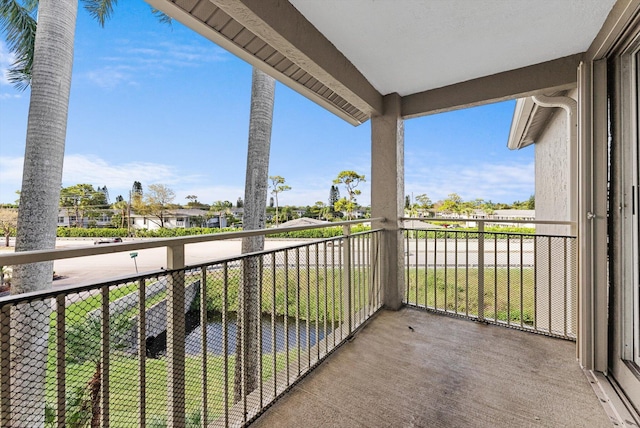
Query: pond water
xmin=145 ymin=311 xmax=331 ymax=358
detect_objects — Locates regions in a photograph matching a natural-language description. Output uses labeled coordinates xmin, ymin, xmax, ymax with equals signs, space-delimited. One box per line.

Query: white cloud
xmin=176 ymin=185 xmax=246 ymax=206
xmin=61 ymin=154 xmax=203 ymax=189
xmin=0 ymin=40 xmax=16 ymax=86
xmin=405 ymin=160 xmax=534 ymax=203
xmin=0 ymin=40 xmax=24 ymax=99
xmin=80 ymin=38 xmax=229 ymax=89
xmin=0 ymin=157 xmax=24 ymax=199
xmin=1 ymin=154 xmax=534 ymax=207
xmin=0 ymin=154 xmax=206 ymax=203
xmin=83 ymin=64 xmax=138 ymax=89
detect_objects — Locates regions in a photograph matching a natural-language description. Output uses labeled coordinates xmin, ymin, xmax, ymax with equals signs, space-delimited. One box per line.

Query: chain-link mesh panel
xmin=6 ymin=299 xmax=51 ymax=427
xmin=404 ymin=229 xmax=576 ymax=340
xmin=1 ymin=230 xmax=383 ymax=427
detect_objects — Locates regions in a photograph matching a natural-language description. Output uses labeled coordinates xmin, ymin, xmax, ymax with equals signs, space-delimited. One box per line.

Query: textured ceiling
xmin=290 ymin=0 xmax=617 ymax=96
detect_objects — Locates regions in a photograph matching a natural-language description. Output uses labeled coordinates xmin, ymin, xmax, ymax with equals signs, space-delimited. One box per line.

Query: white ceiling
xmin=290 ymin=0 xmax=617 ymax=96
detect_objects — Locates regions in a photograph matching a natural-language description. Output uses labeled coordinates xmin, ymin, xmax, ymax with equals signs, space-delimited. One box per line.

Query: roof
xmin=493 ymin=210 xmax=535 ymax=218
xmin=506 ymin=91 xmax=567 ymax=151
xmin=403 ymin=220 xmax=444 ymax=230
xmin=278 ymin=217 xmax=330 ymax=228
xmin=148 ymin=0 xmax=618 ymax=124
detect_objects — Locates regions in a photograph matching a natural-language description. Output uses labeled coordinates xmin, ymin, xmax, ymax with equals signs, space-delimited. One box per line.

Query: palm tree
xmin=269 ymin=175 xmax=291 ymax=227
xmin=1 ymin=1 xmax=116 ymax=425
xmin=235 ymin=67 xmax=275 ymax=402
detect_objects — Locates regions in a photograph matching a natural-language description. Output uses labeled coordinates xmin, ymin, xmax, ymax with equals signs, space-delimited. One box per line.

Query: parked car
xmin=94 ymin=237 xmax=123 ymax=245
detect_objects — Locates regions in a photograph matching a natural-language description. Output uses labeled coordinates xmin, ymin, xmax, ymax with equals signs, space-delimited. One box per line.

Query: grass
xmin=405 ymin=267 xmax=535 ymax=325
xmin=38 ymin=264 xmax=373 ymax=426
xmin=46 ymin=351 xmax=293 ymax=426
xmin=202 ymin=266 xmax=374 ymax=323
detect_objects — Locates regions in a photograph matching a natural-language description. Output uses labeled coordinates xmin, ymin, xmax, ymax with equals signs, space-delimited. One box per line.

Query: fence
xmin=402 ymin=219 xmax=577 ymax=340
xmin=0 ymin=222 xmax=381 ymax=427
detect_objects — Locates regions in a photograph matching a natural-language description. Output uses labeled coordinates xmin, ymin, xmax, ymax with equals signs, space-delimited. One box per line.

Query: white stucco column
xmin=371 ymin=93 xmax=405 ymax=310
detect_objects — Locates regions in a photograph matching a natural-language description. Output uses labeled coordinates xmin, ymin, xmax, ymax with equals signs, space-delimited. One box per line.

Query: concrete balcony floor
xmin=251 ymin=308 xmax=611 ymax=427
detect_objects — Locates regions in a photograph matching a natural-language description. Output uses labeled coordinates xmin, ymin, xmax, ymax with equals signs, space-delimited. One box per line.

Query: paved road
xmin=1 ymin=238 xmax=312 ymax=288
xmin=2 ymin=236 xmax=571 ymax=289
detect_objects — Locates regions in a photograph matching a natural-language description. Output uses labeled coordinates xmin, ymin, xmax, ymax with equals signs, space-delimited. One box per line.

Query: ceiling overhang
xmin=147 ymin=0 xmax=620 ymax=125
xmin=146 ymin=0 xmax=383 ymax=125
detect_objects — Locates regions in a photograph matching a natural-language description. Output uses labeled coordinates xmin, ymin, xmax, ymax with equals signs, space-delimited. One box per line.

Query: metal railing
xmin=0 ymin=220 xmax=382 ymax=427
xmin=402 ymin=218 xmax=577 ymax=340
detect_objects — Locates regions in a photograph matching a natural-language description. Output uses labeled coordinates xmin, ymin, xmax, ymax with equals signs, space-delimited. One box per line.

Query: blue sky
xmin=0 ymin=1 xmax=533 ymax=208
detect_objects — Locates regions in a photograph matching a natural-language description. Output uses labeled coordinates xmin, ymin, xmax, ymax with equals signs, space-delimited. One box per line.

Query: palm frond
xmin=82 ymin=0 xmax=117 ymax=28
xmin=150 ymin=7 xmax=172 ymax=26
xmin=0 ymin=0 xmax=37 ymax=90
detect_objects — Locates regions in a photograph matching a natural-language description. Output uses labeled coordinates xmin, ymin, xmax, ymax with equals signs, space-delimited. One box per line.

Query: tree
xmin=111 ymin=198 xmax=128 ymax=228
xmin=333 ymin=170 xmax=365 ymax=220
xmin=236 ymin=67 xmax=275 ymax=402
xmin=269 ymin=196 xmax=274 ymax=208
xmin=269 ymin=175 xmax=291 ymax=227
xmin=1 ymin=3 xmax=163 ymax=424
xmin=310 ymin=201 xmax=329 ymax=220
xmin=526 ymin=194 xmax=535 ymax=210
xmin=136 ymin=184 xmax=176 ymax=228
xmin=96 ymin=185 xmax=109 ymax=204
xmin=2 ymin=2 xmax=79 ymax=424
xmin=236 ymin=197 xmax=244 ymax=208
xmin=185 ymin=194 xmax=200 ymax=208
xmin=438 ymin=193 xmax=464 ymax=215
xmin=415 ymin=194 xmax=432 ymax=209
xmin=328 ymin=185 xmax=340 ymax=215
xmin=0 ymin=208 xmax=18 ymax=247
xmin=405 ymin=195 xmax=411 ymax=210
xmin=60 ymin=184 xmax=108 ymax=228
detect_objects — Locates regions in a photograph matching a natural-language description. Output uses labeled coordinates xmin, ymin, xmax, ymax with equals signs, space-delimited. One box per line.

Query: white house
xmin=56 ymin=209 xmax=114 ymax=228
xmin=130 ymin=209 xmax=226 ymax=230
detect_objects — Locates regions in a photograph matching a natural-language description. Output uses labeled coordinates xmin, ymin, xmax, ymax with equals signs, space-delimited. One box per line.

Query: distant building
xmin=57 ymin=209 xmax=114 ymax=228
xmin=130 ymin=209 xmax=226 ymax=230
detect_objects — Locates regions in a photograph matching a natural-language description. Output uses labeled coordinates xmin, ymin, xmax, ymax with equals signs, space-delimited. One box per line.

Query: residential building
xmin=130 ymin=208 xmax=226 ymax=230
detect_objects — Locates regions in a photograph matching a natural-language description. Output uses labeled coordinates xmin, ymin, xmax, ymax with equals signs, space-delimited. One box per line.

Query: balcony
xmin=0 ymin=219 xmax=610 ymax=426
xmin=251 ymin=308 xmax=609 ymax=428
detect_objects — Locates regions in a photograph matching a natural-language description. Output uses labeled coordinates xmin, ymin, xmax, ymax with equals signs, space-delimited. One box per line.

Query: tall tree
xmin=137 ymin=183 xmax=176 ymax=228
xmin=333 ymin=170 xmax=365 ymax=220
xmin=185 ymin=194 xmax=200 ymax=208
xmin=0 ymin=4 xmax=164 ymax=422
xmin=269 ymin=175 xmax=291 ymax=227
xmin=2 ymin=1 xmax=79 ymax=425
xmin=415 ymin=193 xmax=432 ymax=209
xmin=438 ymin=193 xmax=464 ymax=215
xmin=236 ymin=67 xmax=275 ymax=402
xmin=60 ymin=184 xmax=108 ymax=228
xmin=328 ymin=184 xmax=340 ymax=217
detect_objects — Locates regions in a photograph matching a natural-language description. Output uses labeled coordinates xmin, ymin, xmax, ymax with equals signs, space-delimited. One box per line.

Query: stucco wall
xmin=534 ymin=89 xmax=577 ymax=237
xmin=533 ymin=90 xmax=577 ymax=335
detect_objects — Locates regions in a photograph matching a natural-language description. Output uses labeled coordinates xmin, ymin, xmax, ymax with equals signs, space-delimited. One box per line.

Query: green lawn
xmin=202 ymin=266 xmax=375 ymax=323
xmin=45 ymin=350 xmax=292 ymax=427
xmin=405 ymin=267 xmax=535 ymax=325
xmin=42 ymin=266 xmax=362 ymax=427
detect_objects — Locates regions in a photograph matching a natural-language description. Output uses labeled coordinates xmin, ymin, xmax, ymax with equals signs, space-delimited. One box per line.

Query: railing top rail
xmin=0 ymin=217 xmax=385 ymax=265
xmin=400 ymin=217 xmax=576 ymax=226
xmin=0 ymin=227 xmax=385 ymax=307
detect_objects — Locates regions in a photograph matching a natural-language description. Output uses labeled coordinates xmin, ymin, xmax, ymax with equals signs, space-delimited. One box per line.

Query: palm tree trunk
xmin=11 ymin=0 xmax=78 ymax=426
xmin=235 ymin=68 xmax=275 ymax=402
